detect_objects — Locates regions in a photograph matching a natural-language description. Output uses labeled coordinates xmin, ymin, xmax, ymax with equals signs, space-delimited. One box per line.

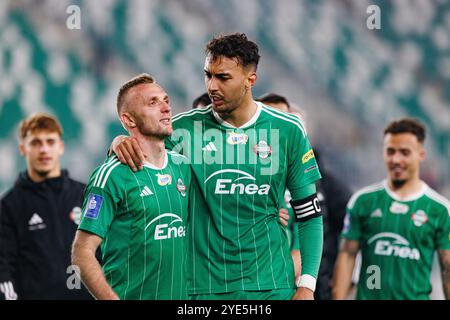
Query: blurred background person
xmin=192 ymin=92 xmax=211 ymax=109
xmin=333 ymin=118 xmax=450 ymax=300
xmin=257 ymin=93 xmax=351 ymax=300
xmin=0 ymin=113 xmax=92 ymax=300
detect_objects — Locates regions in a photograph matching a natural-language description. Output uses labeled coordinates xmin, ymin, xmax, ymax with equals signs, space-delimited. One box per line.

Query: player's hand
xmin=110 ymin=135 xmax=146 ymax=171
xmin=291 ymin=287 xmax=314 ymax=300
xmin=279 ymin=208 xmax=289 ymax=227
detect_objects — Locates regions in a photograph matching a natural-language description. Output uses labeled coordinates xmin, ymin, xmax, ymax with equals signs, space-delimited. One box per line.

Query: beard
xmin=391 ymin=179 xmax=407 ymax=189
xmin=134 ymin=114 xmax=171 ymax=140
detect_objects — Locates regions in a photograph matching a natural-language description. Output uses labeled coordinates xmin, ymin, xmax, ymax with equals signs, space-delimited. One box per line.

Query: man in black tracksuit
xmin=0 ymin=113 xmax=92 ymax=299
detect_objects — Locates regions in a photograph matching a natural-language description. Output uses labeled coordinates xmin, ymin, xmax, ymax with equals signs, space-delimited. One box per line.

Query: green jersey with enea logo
xmin=78 ymin=152 xmax=191 ymax=300
xmin=342 ymin=180 xmax=450 ymax=300
xmin=167 ymin=102 xmax=321 ymax=294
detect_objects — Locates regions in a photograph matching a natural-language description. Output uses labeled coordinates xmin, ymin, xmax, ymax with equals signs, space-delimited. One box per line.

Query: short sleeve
xmin=286 ymin=124 xmax=321 ymax=200
xmin=78 ymin=159 xmax=122 ymax=238
xmin=435 ymin=207 xmax=450 ymax=250
xmin=341 ymin=197 xmax=362 ymax=242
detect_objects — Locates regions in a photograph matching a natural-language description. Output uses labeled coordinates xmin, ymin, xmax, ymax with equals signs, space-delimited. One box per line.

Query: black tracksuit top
xmin=0 ymin=170 xmax=92 ymax=299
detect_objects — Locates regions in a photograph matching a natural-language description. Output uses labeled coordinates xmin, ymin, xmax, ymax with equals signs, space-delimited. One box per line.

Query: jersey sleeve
xmin=341 ymin=196 xmax=363 ymax=241
xmin=435 ymin=206 xmax=450 ymax=250
xmin=78 ymin=158 xmax=123 ymax=238
xmin=0 ymin=198 xmax=19 ymax=299
xmin=286 ymin=124 xmax=321 ymax=200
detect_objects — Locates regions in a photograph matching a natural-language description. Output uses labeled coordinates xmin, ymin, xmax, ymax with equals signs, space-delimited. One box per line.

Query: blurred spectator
xmin=333 ymin=118 xmax=450 ymax=300
xmin=257 ymin=93 xmax=351 ymax=300
xmin=0 ymin=113 xmax=92 ymax=300
xmin=192 ymin=92 xmax=212 ymax=109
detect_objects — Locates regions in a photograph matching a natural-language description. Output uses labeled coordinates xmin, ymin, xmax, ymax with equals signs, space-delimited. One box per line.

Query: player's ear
xmin=245 ymin=71 xmax=257 ymax=90
xmin=19 ymin=142 xmax=25 ymax=156
xmin=419 ymin=145 xmax=426 ymax=161
xmin=59 ymin=139 xmax=65 ymax=156
xmin=120 ymin=112 xmax=136 ymax=129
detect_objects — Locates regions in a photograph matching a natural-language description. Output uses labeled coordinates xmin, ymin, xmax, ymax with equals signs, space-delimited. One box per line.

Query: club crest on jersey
xmin=411 ymin=210 xmax=428 ymax=227
xmin=227 ymin=132 xmax=248 ymax=145
xmin=253 ymin=140 xmax=272 ymax=159
xmin=389 ymin=201 xmax=409 ymax=214
xmin=70 ymin=206 xmax=82 ymax=225
xmin=156 ymin=173 xmax=172 ymax=186
xmin=176 ymin=178 xmax=187 ymax=197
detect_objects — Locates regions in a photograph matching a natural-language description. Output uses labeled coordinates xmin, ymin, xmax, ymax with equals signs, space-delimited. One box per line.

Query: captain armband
xmin=290 ymin=193 xmax=322 ymax=222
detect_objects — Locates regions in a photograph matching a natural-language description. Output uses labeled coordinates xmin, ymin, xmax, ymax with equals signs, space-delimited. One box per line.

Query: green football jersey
xmin=167 ymin=102 xmax=321 ymax=294
xmin=78 ymin=152 xmax=191 ymax=300
xmin=342 ymin=180 xmax=450 ymax=300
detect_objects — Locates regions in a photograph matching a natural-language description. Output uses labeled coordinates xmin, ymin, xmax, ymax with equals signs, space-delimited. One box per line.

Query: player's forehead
xmin=25 ymin=129 xmax=61 ymax=141
xmin=204 ymin=55 xmax=241 ymax=74
xmin=383 ymin=132 xmax=421 ymax=149
xmin=130 ymin=82 xmax=168 ymax=101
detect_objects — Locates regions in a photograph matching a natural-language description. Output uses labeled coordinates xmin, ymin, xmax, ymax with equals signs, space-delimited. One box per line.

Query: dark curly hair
xmin=384 ymin=118 xmax=426 ymax=143
xmin=205 ymin=33 xmax=260 ymax=70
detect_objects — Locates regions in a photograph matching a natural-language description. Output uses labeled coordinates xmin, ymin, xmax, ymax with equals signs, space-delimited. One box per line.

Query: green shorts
xmin=189 ymin=288 xmax=296 ymax=300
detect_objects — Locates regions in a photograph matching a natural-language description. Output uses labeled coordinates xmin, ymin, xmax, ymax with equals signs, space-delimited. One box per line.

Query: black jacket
xmin=314 ymin=168 xmax=351 ymax=300
xmin=0 ymin=170 xmax=92 ymax=299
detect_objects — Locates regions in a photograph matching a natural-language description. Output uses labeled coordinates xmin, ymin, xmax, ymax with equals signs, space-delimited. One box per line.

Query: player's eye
xmin=401 ymin=150 xmax=411 ymax=156
xmin=30 ymin=140 xmax=41 ymax=147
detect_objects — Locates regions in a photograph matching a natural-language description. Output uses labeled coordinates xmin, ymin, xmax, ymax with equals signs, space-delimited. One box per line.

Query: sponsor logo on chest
xmin=205 ymin=169 xmax=270 ymax=195
xmin=28 ymin=213 xmax=46 ymax=231
xmin=389 ymin=201 xmax=409 ymax=214
xmin=368 ymin=232 xmax=420 ymax=260
xmin=227 ymin=132 xmax=248 ymax=145
xmin=145 ymin=213 xmax=186 ymax=240
xmin=156 ymin=173 xmax=172 ymax=186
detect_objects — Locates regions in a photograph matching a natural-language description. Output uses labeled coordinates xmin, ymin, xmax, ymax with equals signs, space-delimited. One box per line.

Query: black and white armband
xmin=290 ymin=194 xmax=322 ymax=222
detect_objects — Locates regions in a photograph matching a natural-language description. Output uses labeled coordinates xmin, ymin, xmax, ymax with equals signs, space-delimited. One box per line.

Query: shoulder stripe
xmin=261 ymin=106 xmax=306 ymax=137
xmin=172 ymin=106 xmax=212 ymax=122
xmin=93 ymin=156 xmax=118 ymax=187
xmin=168 ymin=151 xmax=185 ymax=158
xmin=347 ymin=182 xmax=385 ymax=209
xmin=261 ymin=104 xmax=305 ymax=125
xmin=100 ymin=161 xmax=122 ymax=189
xmin=425 ymin=188 xmax=450 ymax=215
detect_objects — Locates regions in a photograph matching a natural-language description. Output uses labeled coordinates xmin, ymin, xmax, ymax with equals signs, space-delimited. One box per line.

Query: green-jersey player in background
xmin=112 ymin=33 xmax=324 ymax=300
xmin=72 ymin=74 xmax=191 ymax=300
xmin=333 ymin=118 xmax=450 ymax=300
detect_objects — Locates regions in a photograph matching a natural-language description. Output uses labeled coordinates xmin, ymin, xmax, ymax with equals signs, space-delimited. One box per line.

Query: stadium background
xmin=0 ymin=0 xmax=448 ymax=299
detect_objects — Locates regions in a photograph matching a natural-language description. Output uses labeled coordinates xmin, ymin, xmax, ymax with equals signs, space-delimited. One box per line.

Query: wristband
xmin=296 ymin=274 xmax=317 ymax=292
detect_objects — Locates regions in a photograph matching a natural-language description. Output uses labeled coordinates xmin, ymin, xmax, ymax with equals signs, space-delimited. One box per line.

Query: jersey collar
xmin=383 ymin=179 xmax=428 ymax=202
xmin=212 ymin=101 xmax=262 ymax=129
xmin=143 ymin=151 xmax=168 ymax=170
